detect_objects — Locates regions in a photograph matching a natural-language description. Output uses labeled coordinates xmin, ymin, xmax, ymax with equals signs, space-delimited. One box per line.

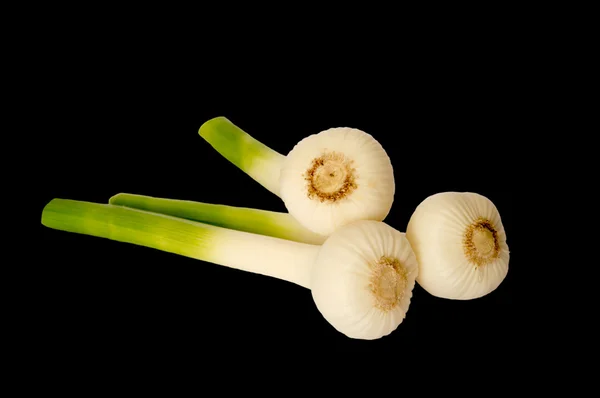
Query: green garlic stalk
xmin=109 ymin=193 xmax=327 ymax=245
xmin=42 ymin=198 xmax=418 ymax=340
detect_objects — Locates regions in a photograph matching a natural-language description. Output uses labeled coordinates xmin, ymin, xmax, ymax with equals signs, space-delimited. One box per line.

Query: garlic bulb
xmin=406 ymin=192 xmax=509 ymax=300
xmin=199 ymin=117 xmax=395 ymax=236
xmin=311 ymin=220 xmax=418 ymax=339
xmin=279 ymin=127 xmax=395 ymax=235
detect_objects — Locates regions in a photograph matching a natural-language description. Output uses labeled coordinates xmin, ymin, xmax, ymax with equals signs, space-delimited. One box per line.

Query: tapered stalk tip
xmin=198 ymin=116 xmax=232 ymax=138
xmin=197 ymin=116 xmax=285 ymax=196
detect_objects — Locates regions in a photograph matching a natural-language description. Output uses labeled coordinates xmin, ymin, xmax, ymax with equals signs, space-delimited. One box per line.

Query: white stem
xmin=248 ymin=152 xmax=285 ymax=196
xmin=207 ymin=228 xmax=320 ymax=289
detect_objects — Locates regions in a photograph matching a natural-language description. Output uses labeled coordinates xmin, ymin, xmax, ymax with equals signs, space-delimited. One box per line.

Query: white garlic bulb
xmin=279 ymin=127 xmax=395 ymax=236
xmin=198 ymin=118 xmax=395 ymax=237
xmin=311 ymin=220 xmax=418 ymax=340
xmin=406 ymin=192 xmax=509 ymax=300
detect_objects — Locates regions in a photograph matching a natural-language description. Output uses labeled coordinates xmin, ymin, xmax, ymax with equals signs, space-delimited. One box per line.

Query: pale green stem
xmin=198 ymin=117 xmax=286 ymax=196
xmin=109 ymin=193 xmax=327 ymax=245
xmin=42 ymin=199 xmax=320 ymax=289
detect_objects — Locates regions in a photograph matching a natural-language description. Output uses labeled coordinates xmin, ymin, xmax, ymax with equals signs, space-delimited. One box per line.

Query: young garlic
xmin=405 ymin=192 xmax=510 ymax=300
xmin=199 ymin=117 xmax=395 ymax=236
xmin=42 ymin=198 xmax=418 ymax=340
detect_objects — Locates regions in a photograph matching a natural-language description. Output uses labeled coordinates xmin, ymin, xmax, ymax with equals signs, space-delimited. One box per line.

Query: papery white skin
xmin=311 ymin=220 xmax=418 ymax=340
xmin=406 ymin=192 xmax=510 ymax=300
xmin=280 ymin=127 xmax=395 ymax=236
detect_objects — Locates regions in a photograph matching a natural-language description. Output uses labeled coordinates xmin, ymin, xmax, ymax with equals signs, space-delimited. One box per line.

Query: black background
xmin=36 ymin=43 xmax=517 ymax=368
